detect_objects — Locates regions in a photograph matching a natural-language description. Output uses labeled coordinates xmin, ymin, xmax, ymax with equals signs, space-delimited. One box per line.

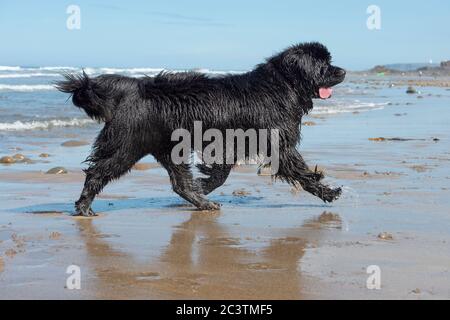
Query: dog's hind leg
xmin=275 ymin=148 xmax=341 ymax=203
xmin=74 ymin=124 xmax=144 ymax=216
xmin=75 ymin=148 xmax=141 ymax=216
xmin=157 ymin=155 xmax=221 ymax=210
xmin=195 ymin=163 xmax=233 ymax=195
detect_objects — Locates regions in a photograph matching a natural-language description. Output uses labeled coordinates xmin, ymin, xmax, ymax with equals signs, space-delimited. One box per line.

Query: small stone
xmin=12 ymin=154 xmax=26 ymax=161
xmin=5 ymin=249 xmax=17 ymax=258
xmin=302 ymin=121 xmax=316 ymax=126
xmin=377 ymin=232 xmax=394 ymax=240
xmin=232 ymin=189 xmax=251 ymax=197
xmin=411 ymin=165 xmax=427 ymax=173
xmin=39 ymin=153 xmax=50 ymax=158
xmin=0 ymin=156 xmax=15 ymax=164
xmin=368 ymin=137 xmax=386 ymax=142
xmin=406 ymin=86 xmax=417 ymax=94
xmin=411 ymin=288 xmax=421 ymax=294
xmin=46 ymin=167 xmax=68 ymax=174
xmin=49 ymin=232 xmax=62 ymax=240
xmin=61 ymin=140 xmax=89 ymax=147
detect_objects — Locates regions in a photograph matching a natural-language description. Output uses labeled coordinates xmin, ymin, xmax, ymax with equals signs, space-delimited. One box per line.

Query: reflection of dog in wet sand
xmin=75 ymin=211 xmax=341 ymax=298
xmin=56 ymin=42 xmax=345 ymax=216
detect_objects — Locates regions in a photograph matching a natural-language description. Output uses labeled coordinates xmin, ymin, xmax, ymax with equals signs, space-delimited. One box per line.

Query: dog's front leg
xmin=275 ymin=149 xmax=341 ymax=202
xmin=195 ymin=163 xmax=233 ymax=195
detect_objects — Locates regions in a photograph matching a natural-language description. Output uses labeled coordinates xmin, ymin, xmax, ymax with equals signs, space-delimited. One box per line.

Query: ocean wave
xmin=191 ymin=69 xmax=244 ymax=75
xmin=0 ymin=65 xmax=246 ymax=77
xmin=312 ymin=101 xmax=388 ymax=114
xmin=0 ymin=118 xmax=95 ymax=131
xmin=0 ymin=66 xmax=22 ymax=71
xmin=0 ymin=73 xmax=61 ymax=79
xmin=98 ymin=67 xmax=165 ymax=74
xmin=0 ymin=84 xmax=55 ymax=92
xmin=38 ymin=66 xmax=79 ymax=71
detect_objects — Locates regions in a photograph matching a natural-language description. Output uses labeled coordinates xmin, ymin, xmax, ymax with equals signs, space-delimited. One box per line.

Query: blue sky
xmin=0 ymin=0 xmax=449 ymax=70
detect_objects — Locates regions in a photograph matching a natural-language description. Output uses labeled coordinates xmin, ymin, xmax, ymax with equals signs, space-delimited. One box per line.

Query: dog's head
xmin=274 ymin=42 xmax=345 ymax=99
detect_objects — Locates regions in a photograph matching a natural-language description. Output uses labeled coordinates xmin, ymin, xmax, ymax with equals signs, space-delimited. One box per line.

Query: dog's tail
xmin=55 ymin=71 xmax=113 ymax=122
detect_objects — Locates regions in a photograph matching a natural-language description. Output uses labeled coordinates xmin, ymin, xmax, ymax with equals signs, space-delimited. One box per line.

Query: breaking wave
xmin=0 ymin=84 xmax=55 ymax=92
xmin=0 ymin=73 xmax=61 ymax=79
xmin=0 ymin=118 xmax=95 ymax=131
xmin=312 ymin=101 xmax=389 ymax=115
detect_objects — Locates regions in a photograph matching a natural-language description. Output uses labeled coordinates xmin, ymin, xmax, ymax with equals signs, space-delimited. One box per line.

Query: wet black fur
xmin=56 ymin=42 xmax=346 ymax=216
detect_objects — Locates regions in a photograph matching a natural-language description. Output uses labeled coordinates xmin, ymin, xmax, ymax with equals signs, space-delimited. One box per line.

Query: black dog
xmin=56 ymin=42 xmax=345 ymax=216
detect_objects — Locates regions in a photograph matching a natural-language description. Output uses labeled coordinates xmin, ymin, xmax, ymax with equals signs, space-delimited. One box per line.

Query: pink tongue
xmin=319 ymin=87 xmax=332 ymax=99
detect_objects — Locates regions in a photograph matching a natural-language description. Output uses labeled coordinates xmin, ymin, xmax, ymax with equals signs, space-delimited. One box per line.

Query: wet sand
xmin=1 ymin=81 xmax=450 ymax=299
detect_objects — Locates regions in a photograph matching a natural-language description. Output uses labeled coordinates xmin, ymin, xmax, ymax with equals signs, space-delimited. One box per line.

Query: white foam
xmin=312 ymin=101 xmax=388 ymax=115
xmin=0 ymin=73 xmax=61 ymax=78
xmin=38 ymin=66 xmax=78 ymax=71
xmin=0 ymin=118 xmax=95 ymax=131
xmin=100 ymin=67 xmax=165 ymax=74
xmin=0 ymin=66 xmax=22 ymax=71
xmin=0 ymin=84 xmax=55 ymax=92
xmin=0 ymin=65 xmax=246 ymax=78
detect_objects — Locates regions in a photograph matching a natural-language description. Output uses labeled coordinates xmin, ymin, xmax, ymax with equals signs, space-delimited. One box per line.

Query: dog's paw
xmin=198 ymin=201 xmax=221 ymax=211
xmin=74 ymin=202 xmax=97 ymax=217
xmin=321 ymin=187 xmax=342 ymax=203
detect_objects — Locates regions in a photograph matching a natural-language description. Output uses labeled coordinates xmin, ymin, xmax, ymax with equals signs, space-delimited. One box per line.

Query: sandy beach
xmin=1 ymin=74 xmax=450 ymax=299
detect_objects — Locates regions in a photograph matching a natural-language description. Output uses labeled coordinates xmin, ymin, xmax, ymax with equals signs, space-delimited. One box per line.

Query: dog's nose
xmin=336 ymin=68 xmax=346 ymax=77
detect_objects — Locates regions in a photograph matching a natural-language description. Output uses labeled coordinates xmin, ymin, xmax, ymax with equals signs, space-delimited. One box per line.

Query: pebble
xmin=12 ymin=154 xmax=26 ymax=161
xmin=46 ymin=167 xmax=68 ymax=174
xmin=368 ymin=137 xmax=386 ymax=142
xmin=39 ymin=153 xmax=50 ymax=158
xmin=5 ymin=249 xmax=17 ymax=258
xmin=406 ymin=86 xmax=417 ymax=94
xmin=49 ymin=232 xmax=62 ymax=240
xmin=232 ymin=189 xmax=251 ymax=197
xmin=61 ymin=140 xmax=89 ymax=147
xmin=377 ymin=232 xmax=394 ymax=240
xmin=0 ymin=156 xmax=15 ymax=164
